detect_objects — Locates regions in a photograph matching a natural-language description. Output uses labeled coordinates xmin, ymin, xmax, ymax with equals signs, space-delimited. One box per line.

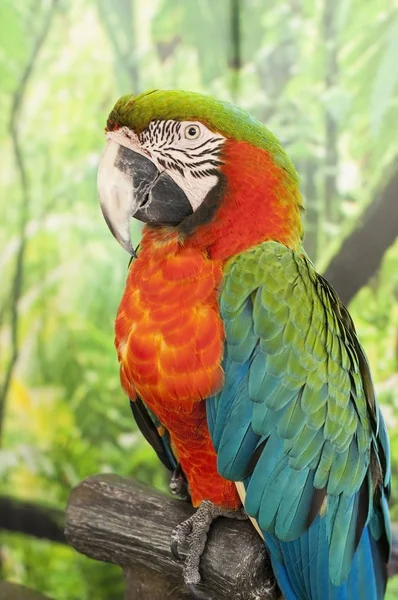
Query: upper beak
xmin=98 ymin=140 xmax=157 ymax=255
xmin=97 ymin=139 xmax=193 ymax=254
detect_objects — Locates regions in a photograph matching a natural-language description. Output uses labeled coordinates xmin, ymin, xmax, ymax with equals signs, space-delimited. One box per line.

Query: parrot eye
xmin=184 ymin=124 xmax=201 ymax=140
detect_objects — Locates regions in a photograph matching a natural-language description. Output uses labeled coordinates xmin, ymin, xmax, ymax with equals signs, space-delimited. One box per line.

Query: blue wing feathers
xmin=282 ymin=536 xmax=307 ymax=598
xmin=258 ymin=464 xmax=291 ymax=531
xmin=252 ymin=402 xmax=283 ymax=436
xmin=211 ymin=359 xmax=248 ymax=447
xmin=275 ymin=468 xmax=314 ymax=539
xmin=299 ymin=526 xmax=312 ymax=598
xmin=217 ymin=380 xmax=260 ymax=479
xmin=329 ymin=494 xmax=358 ymax=583
xmin=244 ymin=435 xmax=286 ymax=516
xmin=265 ymin=519 xmax=383 ymax=600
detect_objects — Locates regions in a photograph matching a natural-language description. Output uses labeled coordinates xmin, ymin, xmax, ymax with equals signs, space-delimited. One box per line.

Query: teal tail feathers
xmin=264 ymin=518 xmax=387 ymax=600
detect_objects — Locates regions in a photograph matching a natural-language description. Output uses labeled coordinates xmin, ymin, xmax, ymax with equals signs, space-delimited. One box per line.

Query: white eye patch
xmin=107 ymin=121 xmax=226 ymax=214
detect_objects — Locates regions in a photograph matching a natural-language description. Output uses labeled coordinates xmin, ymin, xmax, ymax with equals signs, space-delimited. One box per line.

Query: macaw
xmin=97 ymin=89 xmax=391 ymax=600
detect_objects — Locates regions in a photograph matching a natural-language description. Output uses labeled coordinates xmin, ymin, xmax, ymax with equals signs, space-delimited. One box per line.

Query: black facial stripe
xmin=155 ymin=150 xmax=223 ymax=176
xmin=157 ymin=141 xmax=167 ymax=150
xmin=186 ymin=158 xmax=223 ymax=168
xmin=163 ymin=148 xmax=191 ymax=158
xmin=160 ymin=150 xmax=188 ymax=166
xmin=189 ymin=137 xmax=224 ymax=151
xmin=191 ymin=168 xmax=220 ymax=179
xmin=158 ymin=141 xmax=222 ymax=158
xmin=157 ymin=146 xmax=223 ymax=163
xmin=157 ymin=155 xmax=222 ymax=175
xmin=194 ymin=146 xmax=223 ymax=158
xmin=158 ymin=121 xmax=165 ymax=140
xmin=165 ymin=121 xmax=173 ymax=138
xmin=158 ymin=157 xmax=185 ymax=177
xmin=171 ymin=121 xmax=180 ymax=136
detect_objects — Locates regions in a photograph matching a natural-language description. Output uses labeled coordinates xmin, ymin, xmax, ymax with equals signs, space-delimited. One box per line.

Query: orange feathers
xmin=116 ymin=227 xmax=240 ymax=508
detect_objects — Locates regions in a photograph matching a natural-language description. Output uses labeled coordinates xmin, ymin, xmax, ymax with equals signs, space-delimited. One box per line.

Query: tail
xmin=264 ymin=518 xmax=387 ymax=600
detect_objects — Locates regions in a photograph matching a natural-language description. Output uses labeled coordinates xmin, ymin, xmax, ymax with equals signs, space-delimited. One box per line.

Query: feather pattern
xmin=207 ymin=240 xmax=391 ymax=598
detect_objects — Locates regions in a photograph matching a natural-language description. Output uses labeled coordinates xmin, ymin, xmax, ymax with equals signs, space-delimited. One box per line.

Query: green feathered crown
xmin=107 ymin=89 xmax=299 ymax=184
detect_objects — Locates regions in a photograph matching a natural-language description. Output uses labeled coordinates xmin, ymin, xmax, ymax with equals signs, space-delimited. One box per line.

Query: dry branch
xmin=0 ymin=496 xmax=65 ymax=544
xmin=323 ymin=161 xmax=398 ymax=304
xmin=65 ymin=474 xmax=276 ymax=600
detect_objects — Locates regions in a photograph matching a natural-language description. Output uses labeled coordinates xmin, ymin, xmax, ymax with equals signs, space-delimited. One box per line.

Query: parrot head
xmin=98 ymin=90 xmax=303 ymax=258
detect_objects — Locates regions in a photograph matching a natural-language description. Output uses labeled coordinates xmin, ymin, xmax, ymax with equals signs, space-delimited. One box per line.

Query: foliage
xmin=0 ymin=0 xmax=397 ymax=598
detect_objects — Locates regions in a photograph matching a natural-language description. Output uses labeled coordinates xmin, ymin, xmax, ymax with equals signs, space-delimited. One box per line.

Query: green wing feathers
xmin=222 ymin=242 xmax=373 ymax=482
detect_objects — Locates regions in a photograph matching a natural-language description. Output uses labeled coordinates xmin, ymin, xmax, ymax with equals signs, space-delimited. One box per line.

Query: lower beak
xmin=97 ymin=140 xmax=192 ymax=254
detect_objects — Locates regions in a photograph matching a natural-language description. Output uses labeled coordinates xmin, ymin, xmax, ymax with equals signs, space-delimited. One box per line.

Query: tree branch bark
xmin=65 ymin=475 xmax=277 ymax=600
xmin=0 ymin=496 xmax=65 ymax=544
xmin=322 ymin=161 xmax=398 ymax=304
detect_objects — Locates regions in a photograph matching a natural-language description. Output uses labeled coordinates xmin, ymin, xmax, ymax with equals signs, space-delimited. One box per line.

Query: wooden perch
xmin=65 ymin=474 xmax=276 ymax=600
xmin=65 ymin=474 xmax=398 ymax=600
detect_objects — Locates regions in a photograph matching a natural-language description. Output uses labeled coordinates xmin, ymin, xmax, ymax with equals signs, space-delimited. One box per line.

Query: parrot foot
xmin=170 ymin=464 xmax=190 ymax=501
xmin=170 ymin=500 xmax=247 ymax=596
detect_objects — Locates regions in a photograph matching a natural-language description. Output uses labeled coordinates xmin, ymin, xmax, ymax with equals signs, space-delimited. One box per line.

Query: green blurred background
xmin=0 ymin=0 xmax=398 ymax=598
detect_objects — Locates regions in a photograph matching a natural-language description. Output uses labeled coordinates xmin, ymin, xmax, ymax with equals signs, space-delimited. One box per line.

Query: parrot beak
xmin=98 ymin=140 xmax=140 ymax=255
xmin=98 ymin=139 xmax=193 ymax=255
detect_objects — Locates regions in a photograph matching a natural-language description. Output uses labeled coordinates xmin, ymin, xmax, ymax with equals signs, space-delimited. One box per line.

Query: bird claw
xmin=170 ymin=509 xmax=198 ymax=561
xmin=170 ymin=500 xmax=247 ymax=592
xmin=170 ymin=464 xmax=190 ymax=502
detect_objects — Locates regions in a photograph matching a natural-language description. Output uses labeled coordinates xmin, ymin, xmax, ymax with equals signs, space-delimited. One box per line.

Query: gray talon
xmin=170 ymin=500 xmax=247 ymax=590
xmin=170 ymin=464 xmax=190 ymax=501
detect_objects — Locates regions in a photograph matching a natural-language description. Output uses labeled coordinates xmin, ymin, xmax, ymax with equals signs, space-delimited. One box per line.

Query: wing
xmin=129 ymin=396 xmax=176 ymax=471
xmin=207 ymin=241 xmax=391 ymax=587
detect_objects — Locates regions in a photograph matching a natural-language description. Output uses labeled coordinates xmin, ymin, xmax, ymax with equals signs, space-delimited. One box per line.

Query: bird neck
xmin=184 ymin=139 xmax=303 ymax=261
